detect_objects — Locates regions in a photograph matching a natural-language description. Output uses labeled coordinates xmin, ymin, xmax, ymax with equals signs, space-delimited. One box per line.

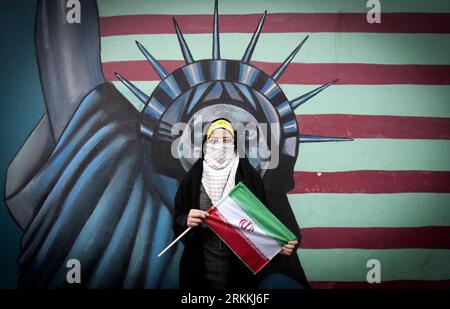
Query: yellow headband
xmin=206 ymin=119 xmax=234 ymax=139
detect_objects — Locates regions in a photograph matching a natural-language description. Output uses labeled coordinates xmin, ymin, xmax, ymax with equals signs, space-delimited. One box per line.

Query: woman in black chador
xmin=173 ymin=118 xmax=309 ymax=289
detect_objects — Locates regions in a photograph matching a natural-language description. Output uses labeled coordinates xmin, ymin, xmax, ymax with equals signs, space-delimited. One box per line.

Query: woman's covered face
xmin=204 ymin=128 xmax=235 ymax=164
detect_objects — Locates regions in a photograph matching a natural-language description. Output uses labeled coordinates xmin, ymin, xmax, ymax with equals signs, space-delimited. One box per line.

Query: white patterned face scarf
xmin=202 ymin=142 xmax=239 ymax=205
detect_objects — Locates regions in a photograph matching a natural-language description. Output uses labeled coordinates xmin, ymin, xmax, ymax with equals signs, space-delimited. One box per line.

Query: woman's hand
xmin=280 ymin=240 xmax=298 ymax=256
xmin=187 ymin=209 xmax=209 ymax=228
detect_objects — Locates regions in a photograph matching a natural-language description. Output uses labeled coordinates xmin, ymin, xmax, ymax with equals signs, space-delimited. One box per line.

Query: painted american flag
xmin=97 ymin=0 xmax=450 ymax=288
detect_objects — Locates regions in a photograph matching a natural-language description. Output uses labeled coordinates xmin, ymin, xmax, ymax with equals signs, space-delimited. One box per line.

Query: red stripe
xmin=99 ymin=13 xmax=450 ymax=36
xmin=102 ymin=61 xmax=450 ymax=85
xmin=291 ymin=171 xmax=450 ymax=194
xmin=310 ymin=280 xmax=450 ymax=289
xmin=299 ymin=226 xmax=450 ymax=249
xmin=297 ymin=115 xmax=450 ymax=140
xmin=205 ymin=208 xmax=269 ymax=273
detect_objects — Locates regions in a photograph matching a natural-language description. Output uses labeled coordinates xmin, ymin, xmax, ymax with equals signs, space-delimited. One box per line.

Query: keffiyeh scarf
xmin=201 ymin=143 xmax=239 ymax=204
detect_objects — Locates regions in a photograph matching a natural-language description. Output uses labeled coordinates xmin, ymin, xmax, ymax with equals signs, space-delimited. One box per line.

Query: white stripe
xmin=294 ymin=139 xmax=450 ymax=172
xmin=111 ymin=82 xmax=450 ymax=118
xmin=299 ymin=249 xmax=450 ymax=281
xmin=288 ymin=193 xmax=450 ymax=228
xmin=215 ymin=196 xmax=281 ymax=259
xmin=101 ymin=33 xmax=450 ymax=65
xmin=98 ymin=0 xmax=450 ymax=16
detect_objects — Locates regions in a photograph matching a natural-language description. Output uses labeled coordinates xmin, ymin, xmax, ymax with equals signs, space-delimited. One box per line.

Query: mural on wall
xmin=5 ymin=0 xmax=449 ymax=289
xmin=4 ymin=0 xmax=351 ymax=288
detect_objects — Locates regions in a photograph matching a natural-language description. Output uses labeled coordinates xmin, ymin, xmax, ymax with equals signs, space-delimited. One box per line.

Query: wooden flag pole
xmin=158 ymin=227 xmax=192 ymax=257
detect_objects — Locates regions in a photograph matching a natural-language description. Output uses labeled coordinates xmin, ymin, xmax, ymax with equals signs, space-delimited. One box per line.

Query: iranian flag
xmin=205 ymin=182 xmax=297 ymax=274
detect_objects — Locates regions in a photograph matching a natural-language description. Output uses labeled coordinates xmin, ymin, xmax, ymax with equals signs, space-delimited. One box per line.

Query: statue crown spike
xmin=116 ymin=0 xmax=350 ymax=145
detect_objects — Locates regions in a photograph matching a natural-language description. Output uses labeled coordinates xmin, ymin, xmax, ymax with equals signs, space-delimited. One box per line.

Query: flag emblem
xmin=239 ymin=219 xmax=255 ymax=232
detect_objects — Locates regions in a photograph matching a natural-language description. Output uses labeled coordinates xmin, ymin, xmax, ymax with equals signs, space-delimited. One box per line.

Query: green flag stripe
xmin=228 ymin=182 xmax=297 ymax=245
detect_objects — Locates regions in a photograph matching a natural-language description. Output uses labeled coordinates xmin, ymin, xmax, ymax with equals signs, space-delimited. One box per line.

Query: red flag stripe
xmin=297 ymin=114 xmax=450 ymax=140
xmin=310 ymin=280 xmax=450 ymax=289
xmin=99 ymin=13 xmax=450 ymax=36
xmin=102 ymin=61 xmax=450 ymax=85
xmin=291 ymin=171 xmax=450 ymax=194
xmin=299 ymin=226 xmax=450 ymax=249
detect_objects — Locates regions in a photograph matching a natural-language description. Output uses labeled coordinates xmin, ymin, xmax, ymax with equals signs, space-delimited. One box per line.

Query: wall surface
xmin=1 ymin=0 xmax=450 ymax=288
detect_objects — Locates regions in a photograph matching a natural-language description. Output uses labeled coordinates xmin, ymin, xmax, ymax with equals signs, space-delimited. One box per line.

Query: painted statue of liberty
xmin=4 ymin=0 xmax=350 ymax=288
